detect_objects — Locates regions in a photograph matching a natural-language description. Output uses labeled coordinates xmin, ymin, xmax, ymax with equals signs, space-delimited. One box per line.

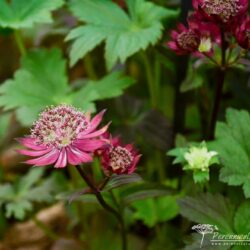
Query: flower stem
xmin=141 ymin=52 xmax=158 ymax=108
xmin=14 ymin=30 xmax=26 ymax=56
xmin=75 ymin=165 xmax=127 ymax=250
xmin=200 ymin=233 xmax=205 ymax=248
xmin=208 ymin=29 xmax=226 ymax=140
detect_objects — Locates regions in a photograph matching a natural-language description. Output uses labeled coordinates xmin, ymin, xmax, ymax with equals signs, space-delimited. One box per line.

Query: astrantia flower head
xmin=235 ymin=16 xmax=250 ymax=49
xmin=188 ymin=11 xmax=221 ymax=44
xmin=17 ymin=104 xmax=109 ymax=168
xmin=100 ymin=136 xmax=141 ymax=175
xmin=184 ymin=143 xmax=218 ymax=172
xmin=168 ymin=23 xmax=201 ymax=55
xmin=193 ymin=0 xmax=248 ymax=25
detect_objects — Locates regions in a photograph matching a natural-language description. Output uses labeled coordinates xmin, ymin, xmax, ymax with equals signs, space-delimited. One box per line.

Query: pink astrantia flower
xmin=192 ymin=0 xmax=248 ymax=25
xmin=100 ymin=136 xmax=141 ymax=175
xmin=167 ymin=23 xmax=201 ymax=55
xmin=235 ymin=16 xmax=250 ymax=49
xmin=188 ymin=12 xmax=221 ymax=44
xmin=17 ymin=105 xmax=109 ymax=168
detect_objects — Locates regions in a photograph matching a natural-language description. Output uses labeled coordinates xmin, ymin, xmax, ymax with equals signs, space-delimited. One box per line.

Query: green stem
xmin=141 ymin=52 xmax=157 ymax=108
xmin=32 ymin=216 xmax=59 ymax=241
xmin=68 ymin=167 xmax=88 ymax=238
xmin=155 ymin=151 xmax=165 ymax=182
xmin=204 ymin=53 xmax=220 ymax=66
xmin=14 ymin=30 xmax=26 ymax=56
xmin=208 ymin=29 xmax=226 ymax=140
xmin=75 ymin=165 xmax=127 ymax=250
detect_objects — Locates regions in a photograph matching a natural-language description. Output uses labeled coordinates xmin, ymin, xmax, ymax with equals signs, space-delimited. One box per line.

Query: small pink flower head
xmin=188 ymin=12 xmax=221 ymax=44
xmin=167 ymin=23 xmax=200 ymax=55
xmin=235 ymin=16 xmax=250 ymax=49
xmin=100 ymin=136 xmax=141 ymax=175
xmin=17 ymin=105 xmax=109 ymax=168
xmin=192 ymin=0 xmax=248 ymax=25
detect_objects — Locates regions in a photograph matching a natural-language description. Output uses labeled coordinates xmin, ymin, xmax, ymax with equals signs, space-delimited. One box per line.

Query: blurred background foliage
xmin=0 ymin=0 xmax=250 ymax=249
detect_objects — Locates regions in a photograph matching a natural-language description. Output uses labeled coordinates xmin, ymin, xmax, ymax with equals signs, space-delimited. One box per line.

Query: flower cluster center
xmin=31 ymin=105 xmax=89 ymax=148
xmin=177 ymin=31 xmax=200 ymax=50
xmin=202 ymin=0 xmax=242 ymax=22
xmin=109 ymin=146 xmax=133 ymax=171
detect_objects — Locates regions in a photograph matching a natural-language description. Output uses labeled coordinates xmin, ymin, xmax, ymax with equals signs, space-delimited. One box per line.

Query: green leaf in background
xmin=0 ymin=0 xmax=64 ymax=29
xmin=5 ymin=200 xmax=32 ymax=220
xmin=0 ymin=48 xmax=135 ymax=126
xmin=71 ymin=71 xmax=135 ymax=109
xmin=211 ymin=108 xmax=250 ymax=198
xmin=180 ymin=60 xmax=205 ymax=92
xmin=167 ymin=147 xmax=188 ymax=164
xmin=120 ymin=183 xmax=171 ymax=205
xmin=0 ymin=168 xmax=68 ymax=220
xmin=178 ymin=193 xmax=235 ymax=233
xmin=104 ymin=173 xmax=143 ymax=191
xmin=131 ymin=196 xmax=179 ymax=227
xmin=0 ymin=184 xmax=15 ymax=206
xmin=66 ymin=0 xmax=178 ymax=69
xmin=0 ymin=113 xmax=11 ymax=142
xmin=17 ymin=167 xmax=45 ymax=196
xmin=0 ymin=48 xmax=70 ymax=125
xmin=234 ymin=201 xmax=250 ymax=234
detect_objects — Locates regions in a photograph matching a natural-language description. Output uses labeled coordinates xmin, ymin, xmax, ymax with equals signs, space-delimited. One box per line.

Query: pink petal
xmin=78 ymin=123 xmax=110 ymax=139
xmin=17 ymin=147 xmax=51 ymax=157
xmin=167 ymin=41 xmax=178 ymax=50
xmin=67 ymin=147 xmax=82 ymax=165
xmin=171 ymin=30 xmax=179 ymax=39
xmin=177 ymin=23 xmax=187 ymax=32
xmin=73 ymin=139 xmax=107 ymax=152
xmin=25 ymin=149 xmax=59 ymax=166
xmin=55 ymin=148 xmax=67 ymax=168
xmin=88 ymin=109 xmax=106 ymax=133
xmin=17 ymin=137 xmax=46 ymax=150
xmin=68 ymin=146 xmax=93 ymax=164
xmin=124 ymin=144 xmax=134 ymax=152
xmin=128 ymin=155 xmax=141 ymax=174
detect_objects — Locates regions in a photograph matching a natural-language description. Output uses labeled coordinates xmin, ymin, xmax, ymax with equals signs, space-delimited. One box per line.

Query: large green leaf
xmin=0 ymin=0 xmax=64 ymax=29
xmin=66 ymin=0 xmax=178 ymax=69
xmin=131 ymin=196 xmax=179 ymax=227
xmin=0 ymin=48 xmax=135 ymax=126
xmin=234 ymin=201 xmax=250 ymax=234
xmin=71 ymin=71 xmax=135 ymax=108
xmin=211 ymin=109 xmax=250 ymax=198
xmin=178 ymin=193 xmax=235 ymax=233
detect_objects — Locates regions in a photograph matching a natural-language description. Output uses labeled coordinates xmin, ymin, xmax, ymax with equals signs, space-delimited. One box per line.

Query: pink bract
xmin=100 ymin=136 xmax=141 ymax=175
xmin=192 ymin=0 xmax=248 ymax=26
xmin=235 ymin=16 xmax=250 ymax=49
xmin=188 ymin=11 xmax=221 ymax=44
xmin=167 ymin=23 xmax=200 ymax=55
xmin=17 ymin=105 xmax=109 ymax=168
